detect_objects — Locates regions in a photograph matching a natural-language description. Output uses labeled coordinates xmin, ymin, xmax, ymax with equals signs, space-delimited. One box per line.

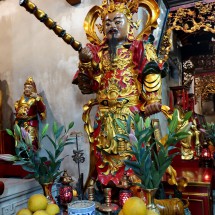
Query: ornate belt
xmin=98 ymin=95 xmax=140 ymax=108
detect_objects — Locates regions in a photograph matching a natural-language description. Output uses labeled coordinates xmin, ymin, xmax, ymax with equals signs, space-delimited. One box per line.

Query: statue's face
xmin=104 ymin=11 xmax=128 ymax=44
xmin=24 ymin=84 xmax=34 ymax=97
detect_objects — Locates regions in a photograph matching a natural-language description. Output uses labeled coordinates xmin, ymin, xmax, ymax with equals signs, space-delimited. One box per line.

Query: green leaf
xmin=124 ymin=160 xmax=141 ymax=175
xmin=46 ymin=135 xmax=57 ymax=149
xmin=41 ymin=124 xmax=49 ymax=138
xmin=144 ymin=117 xmax=151 ymax=128
xmin=153 ymin=150 xmax=160 ymax=170
xmin=174 ymin=131 xmax=190 ymax=137
xmin=45 ymin=149 xmax=55 ymax=163
xmin=115 ymin=118 xmax=126 ymax=130
xmin=183 ymin=111 xmax=192 ymax=123
xmin=13 ymin=160 xmax=26 ymax=165
xmin=134 ymin=113 xmax=140 ymax=124
xmin=115 ymin=134 xmax=129 ymax=142
xmin=151 ymin=165 xmax=160 ymax=188
xmin=126 ymin=115 xmax=131 ymax=134
xmin=55 ymin=125 xmax=64 ymax=140
xmin=68 ymin=121 xmax=74 ymax=130
xmin=137 ymin=117 xmax=144 ymax=133
xmin=55 ymin=147 xmax=64 ymax=159
xmin=63 ymin=141 xmax=75 ymax=147
xmin=40 ymin=157 xmax=48 ymax=163
xmin=52 ymin=122 xmax=58 ymax=135
xmin=168 ymin=109 xmax=178 ymax=133
xmin=21 ymin=165 xmax=35 ymax=172
xmin=24 ymin=173 xmax=35 ymax=179
xmin=14 ymin=124 xmax=21 ymax=139
xmin=6 ymin=129 xmax=14 ymax=137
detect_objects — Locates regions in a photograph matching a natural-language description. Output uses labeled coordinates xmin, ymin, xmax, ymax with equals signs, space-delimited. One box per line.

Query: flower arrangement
xmin=0 ymin=121 xmax=75 ymax=185
xmin=115 ymin=109 xmax=192 ymax=189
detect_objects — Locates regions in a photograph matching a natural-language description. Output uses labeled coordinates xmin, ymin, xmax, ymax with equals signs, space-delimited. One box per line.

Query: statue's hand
xmin=144 ymin=102 xmax=161 ymax=116
xmin=77 ymin=73 xmax=93 ymax=94
xmin=79 ymin=47 xmax=93 ymax=63
xmin=30 ymin=92 xmax=38 ymax=99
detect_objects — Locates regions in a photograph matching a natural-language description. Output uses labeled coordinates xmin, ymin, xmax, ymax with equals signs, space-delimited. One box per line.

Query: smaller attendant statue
xmin=14 ymin=77 xmax=46 ymax=150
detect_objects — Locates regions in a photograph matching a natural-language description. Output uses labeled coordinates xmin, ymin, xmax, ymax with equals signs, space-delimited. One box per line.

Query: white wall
xmin=0 ymin=0 xmax=101 ymax=182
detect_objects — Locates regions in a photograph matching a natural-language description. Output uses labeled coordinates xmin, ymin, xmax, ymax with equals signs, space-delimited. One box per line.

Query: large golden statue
xmin=14 ymin=77 xmax=46 ymax=150
xmin=72 ymin=0 xmax=169 ymax=186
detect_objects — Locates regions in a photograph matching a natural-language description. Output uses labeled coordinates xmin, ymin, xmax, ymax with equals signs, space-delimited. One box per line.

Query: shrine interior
xmin=0 ymin=0 xmax=215 ymax=215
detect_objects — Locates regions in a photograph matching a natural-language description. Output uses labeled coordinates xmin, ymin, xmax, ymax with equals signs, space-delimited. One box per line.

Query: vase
xmin=40 ymin=182 xmax=56 ymax=204
xmin=142 ymin=188 xmax=160 ymax=215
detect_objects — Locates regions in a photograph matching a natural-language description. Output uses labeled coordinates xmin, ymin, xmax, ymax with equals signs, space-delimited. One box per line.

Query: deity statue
xmin=72 ymin=0 xmax=169 ymax=186
xmin=14 ymin=77 xmax=46 ymax=150
xmin=171 ymin=87 xmax=201 ymax=160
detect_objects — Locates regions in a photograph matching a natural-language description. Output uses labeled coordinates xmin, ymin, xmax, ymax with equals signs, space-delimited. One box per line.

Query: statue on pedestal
xmin=72 ymin=0 xmax=169 ymax=187
xmin=14 ymin=77 xmax=46 ymax=150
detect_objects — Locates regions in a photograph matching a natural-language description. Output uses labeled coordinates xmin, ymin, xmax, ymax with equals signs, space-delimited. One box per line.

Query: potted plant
xmin=114 ymin=109 xmax=192 ymax=213
xmin=0 ymin=121 xmax=75 ymax=203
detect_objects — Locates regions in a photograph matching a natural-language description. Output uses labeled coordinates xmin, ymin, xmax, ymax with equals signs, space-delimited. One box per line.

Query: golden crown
xmin=24 ymin=77 xmax=37 ymax=91
xmin=100 ymin=0 xmax=139 ymax=20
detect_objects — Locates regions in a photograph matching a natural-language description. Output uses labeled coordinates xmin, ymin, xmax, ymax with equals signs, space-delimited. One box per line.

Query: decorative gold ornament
xmin=194 ymin=74 xmax=215 ymax=102
xmin=159 ymin=2 xmax=215 ymax=61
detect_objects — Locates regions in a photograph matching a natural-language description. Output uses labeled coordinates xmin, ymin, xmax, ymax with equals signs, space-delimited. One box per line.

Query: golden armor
xmin=14 ymin=77 xmax=46 ymax=149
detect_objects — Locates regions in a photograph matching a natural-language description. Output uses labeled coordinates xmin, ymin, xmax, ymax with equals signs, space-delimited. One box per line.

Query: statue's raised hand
xmin=79 ymin=47 xmax=93 ymax=63
xmin=144 ymin=102 xmax=162 ymax=116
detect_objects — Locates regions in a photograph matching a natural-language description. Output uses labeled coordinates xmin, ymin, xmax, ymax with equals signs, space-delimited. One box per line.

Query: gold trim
xmin=144 ymin=73 xmax=160 ymax=84
xmin=165 ymin=190 xmax=209 ymax=196
xmin=159 ymin=2 xmax=215 ymax=61
xmin=194 ymin=74 xmax=215 ymax=102
xmin=136 ymin=0 xmax=160 ymax=39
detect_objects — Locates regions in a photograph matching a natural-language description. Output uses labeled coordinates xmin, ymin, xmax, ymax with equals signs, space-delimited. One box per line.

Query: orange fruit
xmin=16 ymin=208 xmax=32 ymax=215
xmin=118 ymin=209 xmax=124 ymax=215
xmin=122 ymin=197 xmax=146 ymax=215
xmin=28 ymin=194 xmax=48 ymax=212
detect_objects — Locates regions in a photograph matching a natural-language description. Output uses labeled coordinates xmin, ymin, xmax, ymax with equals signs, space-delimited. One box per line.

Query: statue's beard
xmin=108 ymin=34 xmax=118 ymax=64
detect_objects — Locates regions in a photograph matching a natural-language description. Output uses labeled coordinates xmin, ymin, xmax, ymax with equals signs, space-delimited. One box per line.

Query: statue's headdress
xmin=24 ymin=77 xmax=37 ymax=92
xmin=84 ymin=0 xmax=160 ymax=45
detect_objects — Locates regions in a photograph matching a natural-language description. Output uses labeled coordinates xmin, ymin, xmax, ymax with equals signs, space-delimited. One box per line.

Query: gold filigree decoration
xmin=194 ymin=74 xmax=215 ymax=102
xmin=159 ymin=2 xmax=215 ymax=61
xmin=84 ymin=0 xmax=160 ymax=45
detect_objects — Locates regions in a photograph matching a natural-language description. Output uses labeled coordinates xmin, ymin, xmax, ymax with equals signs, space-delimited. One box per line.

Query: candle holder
xmin=59 ymin=170 xmax=74 ymax=211
xmin=87 ymin=186 xmax=101 ymax=209
xmin=98 ymin=188 xmax=119 ymax=213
